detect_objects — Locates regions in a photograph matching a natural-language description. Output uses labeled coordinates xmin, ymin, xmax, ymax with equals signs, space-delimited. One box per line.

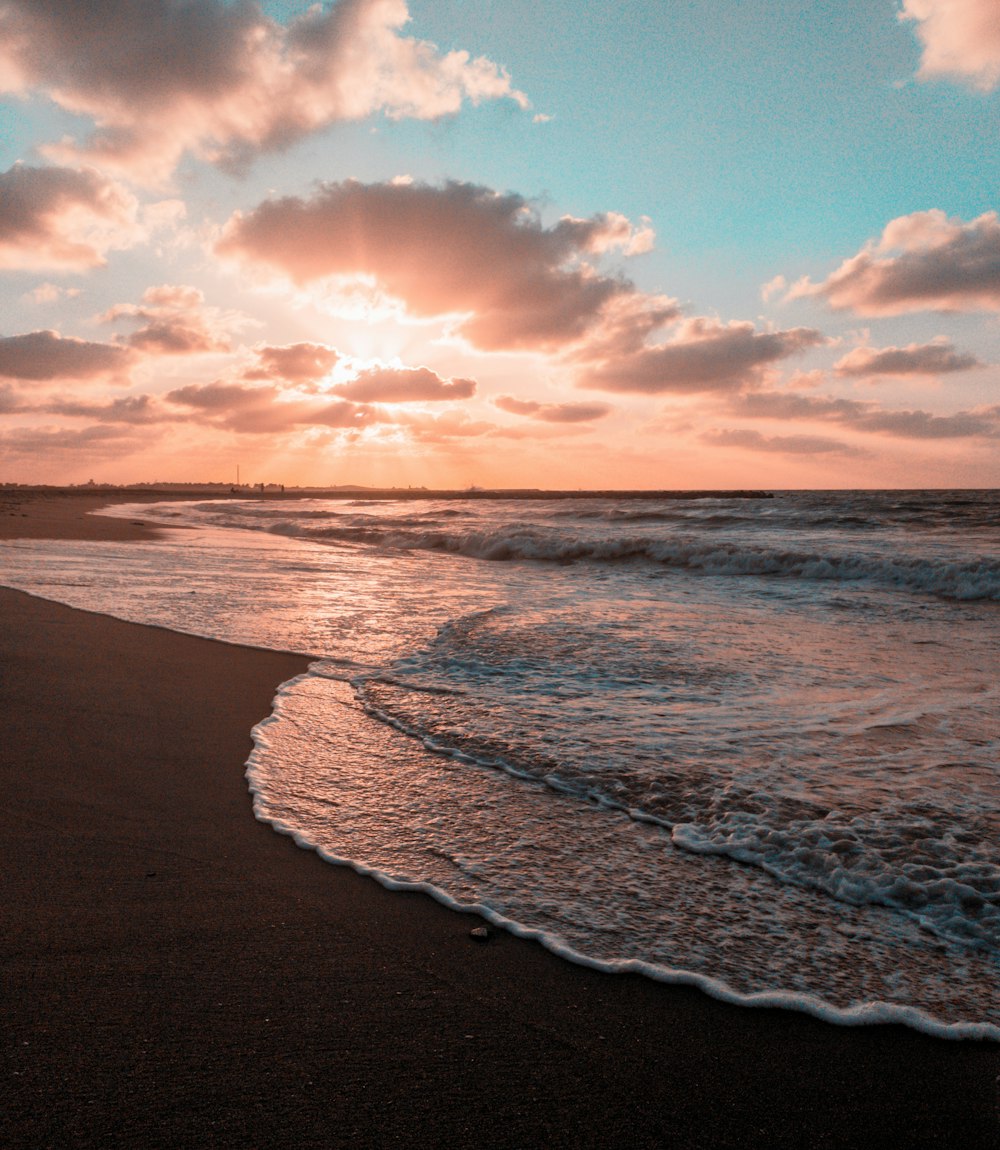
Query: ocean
xmin=3 ymin=489 xmax=998 ymax=1040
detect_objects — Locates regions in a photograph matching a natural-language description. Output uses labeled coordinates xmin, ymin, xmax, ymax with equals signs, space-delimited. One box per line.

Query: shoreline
xmin=1 ymin=484 xmax=778 ymax=505
xmin=2 ymin=493 xmax=999 ymax=1147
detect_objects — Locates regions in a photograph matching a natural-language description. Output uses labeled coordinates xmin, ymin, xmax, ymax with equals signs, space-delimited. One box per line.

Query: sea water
xmin=2 ymin=490 xmax=998 ymax=1038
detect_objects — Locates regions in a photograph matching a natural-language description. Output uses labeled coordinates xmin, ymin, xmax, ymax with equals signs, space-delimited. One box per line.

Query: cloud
xmin=166 ymin=380 xmax=372 ymax=434
xmin=0 ymin=0 xmax=528 ymax=183
xmin=789 ymin=210 xmax=1000 ymax=315
xmin=845 ymin=405 xmax=1000 ymax=439
xmin=153 ymin=355 xmax=479 ymax=437
xmin=101 ymin=284 xmax=246 ymax=354
xmin=244 ymin=342 xmax=341 ymax=384
xmin=494 ymin=395 xmax=612 ymax=422
xmin=701 ymin=428 xmax=862 ymax=455
xmin=834 ymin=338 xmax=982 ymax=377
xmin=217 ymin=179 xmax=657 ymax=352
xmin=0 ymin=330 xmax=135 ymax=382
xmin=218 ymin=177 xmax=822 ymax=411
xmin=0 ymin=163 xmax=142 ymax=271
xmin=23 ymin=283 xmax=83 ymax=305
xmin=578 ymin=211 xmax=656 ymax=257
xmin=34 ymin=394 xmax=166 ymax=424
xmin=334 ymin=366 xmax=476 ymax=402
xmin=732 ymin=390 xmax=1000 ymax=440
xmin=576 ymin=318 xmax=826 ymax=394
xmin=0 ymin=422 xmax=155 ymax=460
xmin=396 ymin=408 xmax=497 ymax=442
xmin=901 ymin=0 xmax=1000 ymax=91
xmin=760 ymin=274 xmax=787 ymax=303
xmin=217 ymin=178 xmax=826 ymax=400
xmin=0 ymin=382 xmax=23 ymax=412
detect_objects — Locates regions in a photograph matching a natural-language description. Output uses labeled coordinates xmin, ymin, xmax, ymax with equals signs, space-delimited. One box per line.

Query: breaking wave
xmin=257 ymin=518 xmax=1000 ymax=600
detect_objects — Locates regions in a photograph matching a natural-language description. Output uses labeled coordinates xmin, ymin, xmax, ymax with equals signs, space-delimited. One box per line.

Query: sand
xmin=1 ymin=490 xmax=998 ymax=1148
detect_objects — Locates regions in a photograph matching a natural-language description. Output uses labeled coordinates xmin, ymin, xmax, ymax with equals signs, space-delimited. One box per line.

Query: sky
xmin=0 ymin=0 xmax=998 ymax=490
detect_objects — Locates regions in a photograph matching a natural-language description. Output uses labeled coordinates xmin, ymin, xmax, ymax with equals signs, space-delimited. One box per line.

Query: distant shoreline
xmin=1 ymin=483 xmax=776 ymax=501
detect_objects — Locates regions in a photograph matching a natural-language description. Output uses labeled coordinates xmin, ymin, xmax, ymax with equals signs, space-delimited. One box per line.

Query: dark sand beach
xmin=2 ymin=491 xmax=998 ymax=1148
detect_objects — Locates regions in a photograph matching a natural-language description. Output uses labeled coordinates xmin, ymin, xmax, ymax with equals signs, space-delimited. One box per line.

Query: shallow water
xmin=3 ymin=490 xmax=998 ymax=1038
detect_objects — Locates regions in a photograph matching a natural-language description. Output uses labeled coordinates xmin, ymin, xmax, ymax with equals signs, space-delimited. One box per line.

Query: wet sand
xmin=2 ymin=491 xmax=998 ymax=1148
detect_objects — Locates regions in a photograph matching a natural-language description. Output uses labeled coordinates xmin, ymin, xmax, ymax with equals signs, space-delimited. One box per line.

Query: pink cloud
xmin=576 ymin=318 xmax=825 ymax=395
xmin=834 ymin=338 xmax=982 ymax=377
xmin=0 ymin=0 xmax=527 ymax=183
xmin=494 ymin=395 xmax=612 ymax=422
xmin=166 ymin=380 xmax=373 ymax=434
xmin=101 ymin=285 xmax=246 ymax=354
xmin=244 ymin=343 xmax=341 ymax=384
xmin=397 ymin=409 xmax=497 ymax=442
xmin=219 ymin=179 xmax=831 ymax=399
xmin=731 ymin=390 xmax=1000 ymax=440
xmin=334 ymin=366 xmax=476 ymax=402
xmin=0 ymin=383 xmax=24 ymax=412
xmin=217 ymin=180 xmax=653 ymax=352
xmin=701 ymin=428 xmax=863 ymax=456
xmin=0 ymin=422 xmax=157 ymax=462
xmin=0 ymin=163 xmax=141 ymax=270
xmin=901 ymin=0 xmax=1000 ymax=91
xmin=230 ymin=346 xmax=477 ymax=407
xmin=73 ymin=346 xmax=481 ymax=441
xmin=24 ymin=283 xmax=83 ymax=305
xmin=0 ymin=330 xmax=135 ymax=382
xmin=789 ymin=210 xmax=1000 ymax=315
xmin=35 ymin=394 xmax=166 ymax=424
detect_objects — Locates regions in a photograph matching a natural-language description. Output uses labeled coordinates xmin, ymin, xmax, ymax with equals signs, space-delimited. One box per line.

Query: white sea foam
xmin=246 ymin=671 xmax=1000 ymax=1042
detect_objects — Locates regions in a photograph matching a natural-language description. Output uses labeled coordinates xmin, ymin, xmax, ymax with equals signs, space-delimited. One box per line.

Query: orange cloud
xmin=901 ymin=0 xmax=1000 ymax=91
xmin=834 ymin=339 xmax=981 ymax=377
xmin=0 ymin=0 xmax=528 ymax=183
xmin=0 ymin=163 xmax=141 ymax=270
xmin=789 ymin=210 xmax=1000 ymax=315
